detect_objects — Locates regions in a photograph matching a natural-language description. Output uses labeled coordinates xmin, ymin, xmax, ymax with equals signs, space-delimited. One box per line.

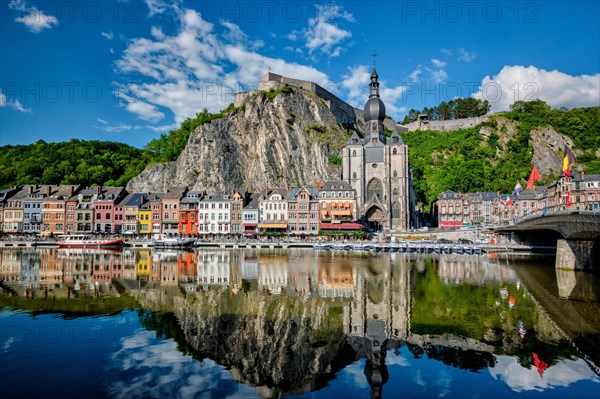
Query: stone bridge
xmin=495 ymin=212 xmax=600 ymax=272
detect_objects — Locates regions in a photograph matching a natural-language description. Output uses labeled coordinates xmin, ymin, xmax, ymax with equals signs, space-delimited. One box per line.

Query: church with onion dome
xmin=342 ymin=67 xmax=414 ymax=232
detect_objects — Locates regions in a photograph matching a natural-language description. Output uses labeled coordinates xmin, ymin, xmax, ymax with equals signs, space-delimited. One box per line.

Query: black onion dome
xmin=364 ymin=67 xmax=385 ymax=122
xmin=364 ymin=97 xmax=386 ymax=122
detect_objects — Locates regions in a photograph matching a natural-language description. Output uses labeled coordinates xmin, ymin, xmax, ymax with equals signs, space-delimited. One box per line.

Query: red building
xmin=179 ymin=191 xmax=201 ymax=236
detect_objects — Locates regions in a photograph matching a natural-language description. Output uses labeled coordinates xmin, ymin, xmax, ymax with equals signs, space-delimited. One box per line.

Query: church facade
xmin=342 ymin=68 xmax=413 ymax=231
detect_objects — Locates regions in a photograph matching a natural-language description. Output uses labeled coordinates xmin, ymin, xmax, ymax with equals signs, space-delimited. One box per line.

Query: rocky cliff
xmin=127 ymin=88 xmax=353 ymax=193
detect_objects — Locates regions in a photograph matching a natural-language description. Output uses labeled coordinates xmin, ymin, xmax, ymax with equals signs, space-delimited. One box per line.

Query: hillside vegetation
xmin=403 ymin=100 xmax=600 ymax=212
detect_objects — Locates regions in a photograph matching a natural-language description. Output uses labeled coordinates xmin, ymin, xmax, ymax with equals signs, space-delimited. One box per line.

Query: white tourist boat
xmin=152 ymin=234 xmax=195 ymax=248
xmin=56 ymin=234 xmax=124 ymax=248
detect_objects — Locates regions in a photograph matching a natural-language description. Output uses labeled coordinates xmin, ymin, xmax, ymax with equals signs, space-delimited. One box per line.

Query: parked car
xmin=458 ymin=238 xmax=473 ymax=244
xmin=437 ymin=238 xmax=452 ymax=244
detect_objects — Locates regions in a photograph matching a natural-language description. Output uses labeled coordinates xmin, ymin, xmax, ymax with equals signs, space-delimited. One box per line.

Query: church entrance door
xmin=365 ymin=206 xmax=384 ymax=232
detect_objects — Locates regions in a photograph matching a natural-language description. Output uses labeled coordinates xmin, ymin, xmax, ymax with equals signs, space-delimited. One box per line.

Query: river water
xmin=0 ymin=247 xmax=599 ymax=399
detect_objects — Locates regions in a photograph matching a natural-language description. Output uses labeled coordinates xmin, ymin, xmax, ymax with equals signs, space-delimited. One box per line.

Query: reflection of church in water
xmin=344 ymin=262 xmax=413 ymax=397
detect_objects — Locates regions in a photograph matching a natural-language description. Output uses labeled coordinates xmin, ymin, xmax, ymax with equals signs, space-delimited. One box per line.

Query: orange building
xmin=317 ymin=181 xmax=357 ymax=222
xmin=179 ymin=190 xmax=201 ymax=236
xmin=41 ymin=185 xmax=81 ymax=236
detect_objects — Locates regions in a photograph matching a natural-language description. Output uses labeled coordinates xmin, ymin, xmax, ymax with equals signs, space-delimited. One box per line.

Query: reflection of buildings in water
xmin=258 ymin=252 xmax=288 ymax=295
xmin=197 ymin=250 xmax=231 ymax=290
xmin=437 ymin=254 xmax=518 ymax=286
xmin=91 ymin=250 xmax=122 ymax=284
xmin=241 ymin=249 xmax=258 ymax=280
xmin=136 ymin=250 xmax=151 ymax=278
xmin=158 ymin=251 xmax=179 ymax=287
xmin=342 ymin=260 xmax=412 ymax=397
xmin=57 ymin=249 xmax=91 ymax=287
xmin=40 ymin=248 xmax=63 ymax=286
xmin=344 ymin=262 xmax=412 ymax=342
xmin=0 ymin=250 xmax=23 ymax=284
xmin=122 ymin=249 xmax=137 ymax=280
xmin=288 ymin=250 xmax=318 ymax=300
xmin=317 ymin=259 xmax=354 ymax=299
xmin=177 ymin=252 xmax=197 ymax=283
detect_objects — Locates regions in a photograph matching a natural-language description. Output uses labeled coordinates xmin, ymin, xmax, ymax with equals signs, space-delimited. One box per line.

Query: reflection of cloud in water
xmin=2 ymin=336 xmax=17 ymax=352
xmin=106 ymin=329 xmax=258 ymax=399
xmin=386 ymin=352 xmax=409 ymax=366
xmin=489 ymin=355 xmax=600 ymax=392
xmin=436 ymin=370 xmax=453 ymax=398
xmin=338 ymin=360 xmax=369 ymax=390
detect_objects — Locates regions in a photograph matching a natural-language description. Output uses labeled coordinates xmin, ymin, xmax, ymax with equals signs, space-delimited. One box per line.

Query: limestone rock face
xmin=530 ymin=126 xmax=576 ymax=177
xmin=127 ymin=88 xmax=350 ymax=193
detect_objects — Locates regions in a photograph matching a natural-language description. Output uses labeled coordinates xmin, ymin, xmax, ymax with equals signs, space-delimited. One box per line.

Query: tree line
xmin=402 ymin=98 xmax=490 ymax=123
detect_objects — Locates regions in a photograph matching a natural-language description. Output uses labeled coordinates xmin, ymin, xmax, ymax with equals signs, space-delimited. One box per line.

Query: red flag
xmin=566 ymin=191 xmax=571 ymax=207
xmin=532 ymin=353 xmax=548 ymax=378
xmin=526 ymin=166 xmax=541 ymax=189
xmin=563 ymin=145 xmax=576 ymax=178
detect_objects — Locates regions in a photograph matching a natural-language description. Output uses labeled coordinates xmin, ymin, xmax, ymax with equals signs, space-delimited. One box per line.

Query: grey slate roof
xmin=321 ymin=181 xmax=353 ymax=191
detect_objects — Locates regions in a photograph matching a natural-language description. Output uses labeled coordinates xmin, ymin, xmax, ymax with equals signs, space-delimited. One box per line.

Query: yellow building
xmin=137 ymin=203 xmax=152 ymax=237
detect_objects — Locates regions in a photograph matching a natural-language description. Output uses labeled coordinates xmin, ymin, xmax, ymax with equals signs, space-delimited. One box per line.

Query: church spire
xmin=369 ymin=67 xmax=380 ymax=98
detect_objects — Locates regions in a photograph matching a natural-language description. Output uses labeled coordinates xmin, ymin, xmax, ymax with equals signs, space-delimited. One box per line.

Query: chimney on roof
xmin=316 ymin=180 xmax=323 ymax=189
xmin=46 ymin=185 xmax=52 ymax=197
xmin=28 ymin=186 xmax=33 ymax=194
xmin=582 ymin=170 xmax=585 ymax=179
xmin=69 ymin=186 xmax=74 ymax=197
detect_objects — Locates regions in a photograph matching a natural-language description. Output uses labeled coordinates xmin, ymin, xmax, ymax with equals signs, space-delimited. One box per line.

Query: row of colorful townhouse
xmin=435 ymin=173 xmax=600 ymax=228
xmin=0 ymin=181 xmax=362 ymax=237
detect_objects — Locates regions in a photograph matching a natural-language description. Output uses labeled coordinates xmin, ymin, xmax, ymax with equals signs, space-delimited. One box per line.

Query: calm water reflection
xmin=0 ymin=248 xmax=599 ymax=399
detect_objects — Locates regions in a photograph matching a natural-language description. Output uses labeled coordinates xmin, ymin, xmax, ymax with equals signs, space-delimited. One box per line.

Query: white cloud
xmin=114 ymin=6 xmax=328 ymax=124
xmin=126 ymin=100 xmax=165 ymax=122
xmin=292 ymin=3 xmax=354 ymax=58
xmin=144 ymin=0 xmax=176 ymax=16
xmin=473 ymin=65 xmax=600 ymax=112
xmin=97 ymin=118 xmax=108 ymax=124
xmin=489 ymin=355 xmax=599 ymax=392
xmin=458 ymin=48 xmax=476 ymax=62
xmin=430 ymin=68 xmax=448 ymax=83
xmin=0 ymin=89 xmax=32 ymax=113
xmin=440 ymin=48 xmax=476 ymax=62
xmin=101 ymin=31 xmax=114 ymax=40
xmin=93 ymin=122 xmax=178 ymax=133
xmin=431 ymin=59 xmax=447 ymax=69
xmin=9 ymin=0 xmax=59 ymax=33
xmin=341 ymin=65 xmax=372 ymax=105
xmin=408 ymin=66 xmax=423 ymax=83
xmin=220 ymin=20 xmax=264 ymax=50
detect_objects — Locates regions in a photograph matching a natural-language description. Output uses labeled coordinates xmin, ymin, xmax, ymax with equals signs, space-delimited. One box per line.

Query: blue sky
xmin=1 ymin=0 xmax=599 ymax=148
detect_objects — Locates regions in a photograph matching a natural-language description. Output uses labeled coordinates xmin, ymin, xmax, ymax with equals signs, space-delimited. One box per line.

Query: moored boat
xmin=153 ymin=234 xmax=195 ymax=248
xmin=56 ymin=234 xmax=123 ymax=248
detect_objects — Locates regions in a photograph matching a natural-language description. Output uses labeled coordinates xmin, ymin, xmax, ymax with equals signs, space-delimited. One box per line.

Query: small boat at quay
xmin=153 ymin=234 xmax=195 ymax=248
xmin=56 ymin=234 xmax=123 ymax=248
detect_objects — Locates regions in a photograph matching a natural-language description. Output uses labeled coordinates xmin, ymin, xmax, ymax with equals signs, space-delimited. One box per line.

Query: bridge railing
xmin=510 ymin=201 xmax=600 ymax=225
